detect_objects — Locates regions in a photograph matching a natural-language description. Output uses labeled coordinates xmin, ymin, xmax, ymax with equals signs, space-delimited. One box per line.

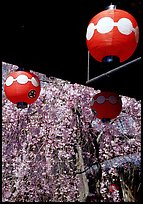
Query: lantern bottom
xmin=17 ymin=67 xmax=30 ymax=71
xmin=101 ymin=118 xmax=111 ymax=123
xmin=102 ymin=56 xmax=120 ymax=64
xmin=17 ymin=102 xmax=28 ymax=109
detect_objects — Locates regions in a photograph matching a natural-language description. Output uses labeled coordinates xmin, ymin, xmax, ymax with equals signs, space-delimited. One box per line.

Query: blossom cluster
xmin=2 ymin=62 xmax=141 ymax=202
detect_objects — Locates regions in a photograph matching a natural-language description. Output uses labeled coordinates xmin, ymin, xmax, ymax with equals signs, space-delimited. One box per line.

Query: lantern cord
xmin=86 ymin=57 xmax=141 ymax=84
xmin=17 ymin=67 xmax=25 ymax=71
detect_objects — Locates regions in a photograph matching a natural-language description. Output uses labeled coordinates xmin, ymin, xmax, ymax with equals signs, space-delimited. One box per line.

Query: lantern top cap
xmin=106 ymin=4 xmax=117 ymax=10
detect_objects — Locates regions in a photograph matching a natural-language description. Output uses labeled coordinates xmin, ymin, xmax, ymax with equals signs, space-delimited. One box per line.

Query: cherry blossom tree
xmin=2 ymin=62 xmax=141 ymax=202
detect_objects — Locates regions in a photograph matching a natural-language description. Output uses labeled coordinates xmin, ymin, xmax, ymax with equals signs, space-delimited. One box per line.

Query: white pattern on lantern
xmin=5 ymin=76 xmax=14 ymax=86
xmin=86 ymin=23 xmax=95 ymax=40
xmin=86 ymin=17 xmax=137 ymax=40
xmin=96 ymin=17 xmax=114 ymax=34
xmin=118 ymin=18 xmax=133 ymax=35
xmin=5 ymin=75 xmax=39 ymax=87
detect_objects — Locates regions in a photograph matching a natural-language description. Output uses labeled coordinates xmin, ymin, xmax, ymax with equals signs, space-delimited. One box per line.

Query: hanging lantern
xmin=4 ymin=70 xmax=41 ymax=108
xmin=86 ymin=5 xmax=139 ymax=63
xmin=109 ymin=183 xmax=120 ymax=193
xmin=90 ymin=91 xmax=122 ymax=122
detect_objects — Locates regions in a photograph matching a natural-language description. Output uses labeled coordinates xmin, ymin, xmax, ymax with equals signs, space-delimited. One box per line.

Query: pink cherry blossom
xmin=2 ymin=62 xmax=141 ymax=202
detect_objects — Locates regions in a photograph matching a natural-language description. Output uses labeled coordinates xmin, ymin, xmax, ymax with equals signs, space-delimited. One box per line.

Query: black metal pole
xmin=86 ymin=57 xmax=141 ymax=84
xmin=87 ymin=51 xmax=90 ymax=81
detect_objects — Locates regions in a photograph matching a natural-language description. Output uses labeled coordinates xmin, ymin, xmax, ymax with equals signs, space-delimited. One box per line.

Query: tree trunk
xmin=76 ymin=144 xmax=89 ymax=202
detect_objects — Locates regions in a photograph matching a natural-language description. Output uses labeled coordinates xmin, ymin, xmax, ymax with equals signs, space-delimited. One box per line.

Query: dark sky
xmin=2 ymin=0 xmax=143 ymax=99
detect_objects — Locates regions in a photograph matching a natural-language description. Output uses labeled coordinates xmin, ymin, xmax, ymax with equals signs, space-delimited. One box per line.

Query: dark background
xmin=2 ymin=0 xmax=143 ymax=100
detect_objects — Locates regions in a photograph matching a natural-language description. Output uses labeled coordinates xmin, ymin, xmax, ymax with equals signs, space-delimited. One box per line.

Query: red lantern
xmin=4 ymin=71 xmax=41 ymax=106
xmin=109 ymin=184 xmax=119 ymax=193
xmin=86 ymin=7 xmax=139 ymax=62
xmin=90 ymin=91 xmax=122 ymax=121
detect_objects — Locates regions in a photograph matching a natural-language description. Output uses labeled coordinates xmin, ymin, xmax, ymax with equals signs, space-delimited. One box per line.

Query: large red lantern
xmin=90 ymin=91 xmax=122 ymax=122
xmin=109 ymin=184 xmax=119 ymax=193
xmin=86 ymin=6 xmax=139 ymax=63
xmin=4 ymin=71 xmax=41 ymax=107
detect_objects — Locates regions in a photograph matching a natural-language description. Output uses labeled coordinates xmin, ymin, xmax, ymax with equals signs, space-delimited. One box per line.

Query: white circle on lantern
xmin=17 ymin=75 xmax=29 ymax=84
xmin=5 ymin=76 xmax=14 ymax=86
xmin=96 ymin=95 xmax=105 ymax=104
xmin=96 ymin=17 xmax=114 ymax=34
xmin=108 ymin=95 xmax=118 ymax=104
xmin=86 ymin=23 xmax=95 ymax=40
xmin=31 ymin=77 xmax=39 ymax=87
xmin=118 ymin=18 xmax=133 ymax=35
